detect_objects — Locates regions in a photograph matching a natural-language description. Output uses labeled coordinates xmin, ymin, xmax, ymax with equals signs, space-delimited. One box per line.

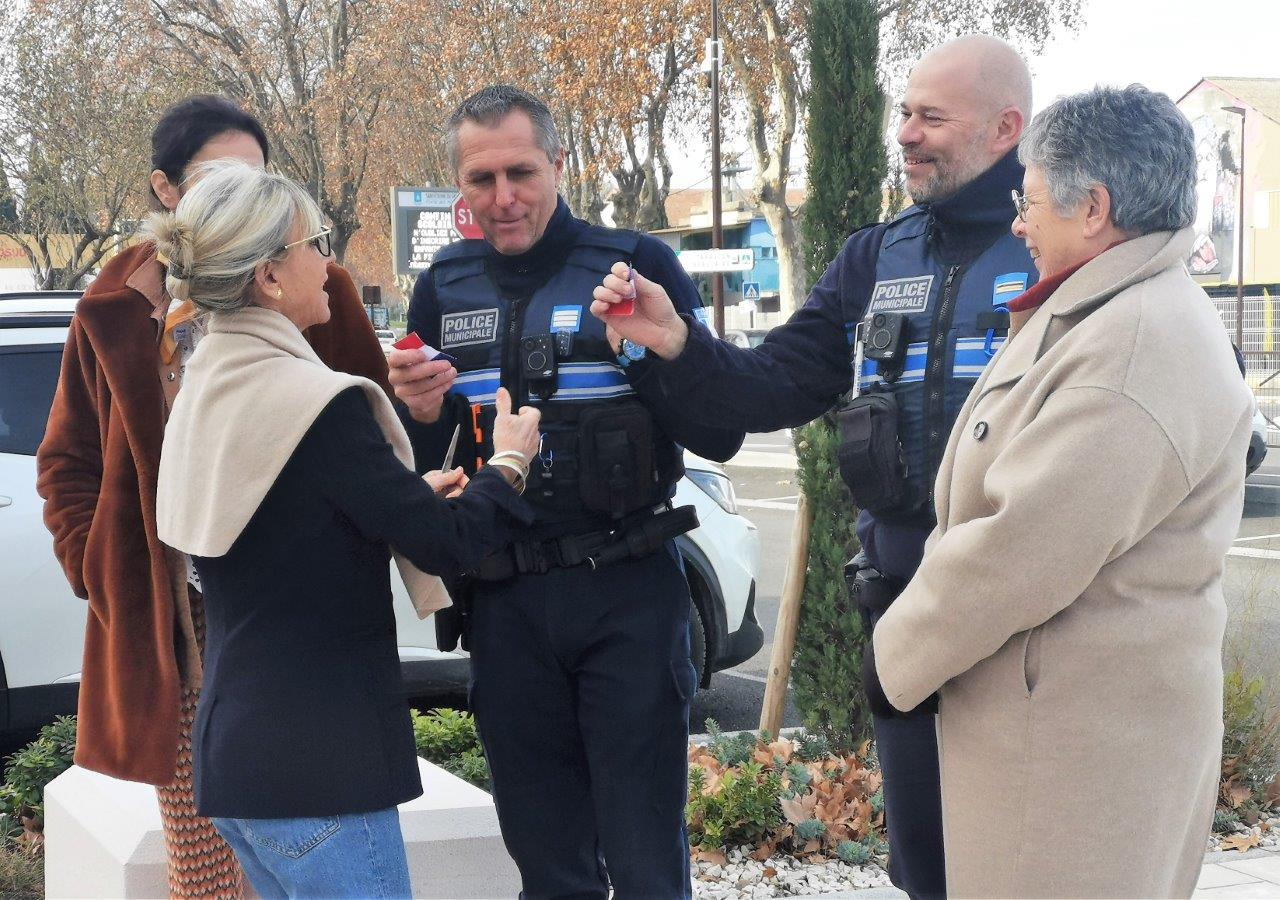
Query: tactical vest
xmin=431 ymin=226 xmax=681 ymax=534
xmin=843 ymin=205 xmax=1037 ymax=522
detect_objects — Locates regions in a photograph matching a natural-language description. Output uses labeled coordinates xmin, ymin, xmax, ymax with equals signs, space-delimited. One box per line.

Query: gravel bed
xmin=691 ymin=846 xmax=893 ymax=898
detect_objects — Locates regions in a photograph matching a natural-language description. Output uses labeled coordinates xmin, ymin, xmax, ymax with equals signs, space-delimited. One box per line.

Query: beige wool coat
xmin=873 ymin=228 xmax=1253 ymax=898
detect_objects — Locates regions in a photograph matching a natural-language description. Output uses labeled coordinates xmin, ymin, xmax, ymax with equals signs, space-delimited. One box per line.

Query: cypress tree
xmin=791 ymin=0 xmax=885 ymax=752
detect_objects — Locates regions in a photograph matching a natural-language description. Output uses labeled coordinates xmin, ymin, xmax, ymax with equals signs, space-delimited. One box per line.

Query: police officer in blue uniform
xmin=592 ymin=37 xmax=1037 ymax=900
xmin=388 ymin=85 xmax=743 ymax=899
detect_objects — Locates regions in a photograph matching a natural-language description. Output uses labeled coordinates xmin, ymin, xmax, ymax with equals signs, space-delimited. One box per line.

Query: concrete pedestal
xmin=43 ymin=758 xmax=519 ymax=898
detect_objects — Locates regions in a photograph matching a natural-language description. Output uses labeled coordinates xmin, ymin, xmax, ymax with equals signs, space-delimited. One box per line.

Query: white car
xmin=0 ymin=292 xmax=763 ymax=732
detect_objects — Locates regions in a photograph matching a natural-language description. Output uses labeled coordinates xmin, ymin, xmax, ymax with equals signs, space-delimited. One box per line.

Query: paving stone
xmin=1199 ymin=864 xmax=1265 ymax=890
xmin=1221 ymin=857 xmax=1280 ymax=885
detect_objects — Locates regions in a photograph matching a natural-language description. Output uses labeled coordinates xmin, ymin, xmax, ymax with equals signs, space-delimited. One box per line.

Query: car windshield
xmin=0 ymin=346 xmax=62 ymax=455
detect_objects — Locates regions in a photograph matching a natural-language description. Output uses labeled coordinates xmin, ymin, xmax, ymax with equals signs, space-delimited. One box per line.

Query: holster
xmin=434 ymin=576 xmax=474 ymax=652
xmin=844 ymin=553 xmax=907 ymax=632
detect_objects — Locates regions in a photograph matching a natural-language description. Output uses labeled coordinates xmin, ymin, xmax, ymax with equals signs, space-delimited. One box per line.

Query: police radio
xmin=521 ymin=334 xmax=558 ymax=401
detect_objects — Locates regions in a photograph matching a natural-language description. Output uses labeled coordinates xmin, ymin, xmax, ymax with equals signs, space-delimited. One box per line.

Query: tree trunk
xmin=759 ymin=195 xmax=805 ymax=318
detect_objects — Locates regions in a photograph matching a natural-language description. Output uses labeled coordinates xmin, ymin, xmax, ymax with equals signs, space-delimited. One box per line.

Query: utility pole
xmin=709 ymin=0 xmax=724 ymax=336
xmin=1224 ymin=105 xmax=1247 ymax=350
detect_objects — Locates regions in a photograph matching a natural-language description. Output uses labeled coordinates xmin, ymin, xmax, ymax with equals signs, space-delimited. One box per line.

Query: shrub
xmin=794 ymin=819 xmax=826 ymax=842
xmin=836 ymin=839 xmax=872 ymax=866
xmin=1 ymin=716 xmax=77 ymax=841
xmin=410 ymin=708 xmax=491 ymax=791
xmin=688 ymin=723 xmax=885 ymax=862
xmin=687 ymin=761 xmax=784 ymax=851
xmin=443 ymin=748 xmax=491 ymax=792
xmin=1218 ymin=668 xmax=1280 ymax=829
xmin=702 ymin=719 xmax=758 ymax=769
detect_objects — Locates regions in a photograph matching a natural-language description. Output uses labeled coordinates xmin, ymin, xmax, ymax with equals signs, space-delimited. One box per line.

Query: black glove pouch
xmin=577 ymin=401 xmax=664 ymax=518
xmin=835 ymin=387 xmax=906 ymax=514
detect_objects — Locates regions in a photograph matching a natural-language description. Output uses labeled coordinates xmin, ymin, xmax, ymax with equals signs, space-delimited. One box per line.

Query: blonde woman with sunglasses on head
xmin=147 ymin=160 xmax=540 ymax=898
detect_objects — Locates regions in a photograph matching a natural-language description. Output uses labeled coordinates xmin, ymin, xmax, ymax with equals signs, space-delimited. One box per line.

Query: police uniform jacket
xmin=405 ymin=199 xmax=744 ymax=512
xmin=875 ymin=228 xmax=1253 ymax=897
xmin=645 ymin=150 xmax=1033 ymax=579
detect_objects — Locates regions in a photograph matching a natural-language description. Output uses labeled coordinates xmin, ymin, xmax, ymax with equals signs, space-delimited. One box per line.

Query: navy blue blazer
xmin=192 ymin=388 xmax=532 ymax=819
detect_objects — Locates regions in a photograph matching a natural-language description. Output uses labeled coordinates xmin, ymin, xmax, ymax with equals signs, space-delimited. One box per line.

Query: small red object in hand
xmin=612 ymin=266 xmax=636 ymax=316
xmin=393 ymin=332 xmax=425 ymax=350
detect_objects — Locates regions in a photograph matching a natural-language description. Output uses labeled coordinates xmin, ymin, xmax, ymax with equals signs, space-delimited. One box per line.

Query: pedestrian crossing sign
xmin=742 ymin=281 xmax=761 ymax=302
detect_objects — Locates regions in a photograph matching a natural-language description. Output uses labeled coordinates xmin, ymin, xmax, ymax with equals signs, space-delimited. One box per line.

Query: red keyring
xmin=612 ymin=266 xmax=636 ymax=316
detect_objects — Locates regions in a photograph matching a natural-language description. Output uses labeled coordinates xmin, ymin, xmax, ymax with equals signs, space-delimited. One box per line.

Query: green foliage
xmin=794 ymin=818 xmax=826 ymax=842
xmin=791 ymin=0 xmax=883 ymax=757
xmin=686 ymin=762 xmax=784 ymax=851
xmin=794 ymin=731 xmax=831 ymax=763
xmin=801 ymin=0 xmax=886 ymax=287
xmin=0 ymin=716 xmax=77 ymax=839
xmin=410 ymin=708 xmax=490 ymax=791
xmin=781 ymin=762 xmax=812 ymax=797
xmin=791 ymin=418 xmax=868 ymax=754
xmin=702 ymin=719 xmax=760 ymax=769
xmin=411 ymin=708 xmax=479 ymax=762
xmin=870 ymin=788 xmax=885 ymax=816
xmin=1218 ymin=668 xmax=1280 ymax=827
xmin=1213 ymin=808 xmax=1242 ymax=833
xmin=836 ymin=839 xmax=873 ymax=866
xmin=443 ymin=748 xmax=491 ymax=793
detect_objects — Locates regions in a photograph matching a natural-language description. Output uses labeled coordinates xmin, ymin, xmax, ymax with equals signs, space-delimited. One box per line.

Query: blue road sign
xmin=742 ymin=281 xmax=761 ymax=302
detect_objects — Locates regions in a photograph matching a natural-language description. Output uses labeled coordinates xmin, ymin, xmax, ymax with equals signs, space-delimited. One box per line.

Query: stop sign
xmin=451 ymin=195 xmax=484 ymax=240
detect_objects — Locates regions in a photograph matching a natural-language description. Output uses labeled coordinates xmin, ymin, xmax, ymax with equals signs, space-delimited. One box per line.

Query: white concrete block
xmin=44 ymin=758 xmax=520 ymax=899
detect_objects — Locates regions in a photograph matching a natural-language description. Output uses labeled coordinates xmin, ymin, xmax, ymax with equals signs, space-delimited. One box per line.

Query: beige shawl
xmin=155 ymin=305 xmax=449 ymax=617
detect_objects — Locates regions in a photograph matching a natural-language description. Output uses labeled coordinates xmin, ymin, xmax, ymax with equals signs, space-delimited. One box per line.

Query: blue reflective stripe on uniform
xmin=542 ymin=362 xmax=635 ymax=402
xmin=454 ymin=368 xmax=501 ymax=404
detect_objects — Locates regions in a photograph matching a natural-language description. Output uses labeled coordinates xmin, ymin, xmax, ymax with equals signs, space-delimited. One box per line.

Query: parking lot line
xmin=1228 ymin=547 xmax=1280 ymax=561
xmin=1234 ymin=533 xmax=1280 ymax=544
xmin=738 ymin=499 xmax=799 ymax=511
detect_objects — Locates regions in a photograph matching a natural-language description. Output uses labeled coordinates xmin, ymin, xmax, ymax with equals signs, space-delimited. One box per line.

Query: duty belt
xmin=472 ymin=504 xmax=699 ymax=581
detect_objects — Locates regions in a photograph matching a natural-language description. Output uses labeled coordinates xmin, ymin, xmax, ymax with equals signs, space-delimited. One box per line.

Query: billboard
xmin=1179 ymin=86 xmax=1248 ymax=282
xmin=389 ymin=187 xmax=483 ymax=277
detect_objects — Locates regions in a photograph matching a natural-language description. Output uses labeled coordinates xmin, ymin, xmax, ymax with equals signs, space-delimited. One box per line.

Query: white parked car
xmin=0 ymin=292 xmax=763 ymax=733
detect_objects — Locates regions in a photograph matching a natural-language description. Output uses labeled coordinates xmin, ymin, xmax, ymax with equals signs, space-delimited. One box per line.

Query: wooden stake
xmin=759 ymin=489 xmax=811 ymax=736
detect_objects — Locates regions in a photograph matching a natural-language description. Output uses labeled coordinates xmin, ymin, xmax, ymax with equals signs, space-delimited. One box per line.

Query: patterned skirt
xmin=153 ymin=590 xmax=244 ymax=899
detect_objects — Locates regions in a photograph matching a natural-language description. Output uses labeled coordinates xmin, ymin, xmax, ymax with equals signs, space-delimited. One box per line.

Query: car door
xmin=0 ymin=338 xmax=88 ymax=697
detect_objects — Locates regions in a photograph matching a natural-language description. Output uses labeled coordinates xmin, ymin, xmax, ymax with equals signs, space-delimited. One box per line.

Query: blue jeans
xmin=211 ymin=807 xmax=410 ymax=899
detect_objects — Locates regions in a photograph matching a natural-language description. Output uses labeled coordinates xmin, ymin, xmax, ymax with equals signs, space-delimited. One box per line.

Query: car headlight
xmin=686 ymin=468 xmax=738 ymax=515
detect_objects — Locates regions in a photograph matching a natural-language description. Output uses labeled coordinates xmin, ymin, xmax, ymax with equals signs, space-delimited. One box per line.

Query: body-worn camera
xmin=863 ymin=312 xmax=908 ymax=364
xmin=521 ymin=334 xmax=558 ymax=400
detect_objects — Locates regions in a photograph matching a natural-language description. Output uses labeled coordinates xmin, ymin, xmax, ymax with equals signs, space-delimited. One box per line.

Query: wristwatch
xmin=616 ymin=338 xmax=648 ymax=368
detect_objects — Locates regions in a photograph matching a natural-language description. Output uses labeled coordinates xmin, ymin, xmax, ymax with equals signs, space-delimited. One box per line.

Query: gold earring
xmin=276 ymin=289 xmax=283 ymax=299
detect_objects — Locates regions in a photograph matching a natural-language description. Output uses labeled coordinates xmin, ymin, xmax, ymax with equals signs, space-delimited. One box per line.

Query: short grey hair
xmin=1019 ymin=85 xmax=1196 ymax=234
xmin=444 ymin=85 xmax=562 ymax=173
xmin=143 ymin=160 xmax=324 ymax=313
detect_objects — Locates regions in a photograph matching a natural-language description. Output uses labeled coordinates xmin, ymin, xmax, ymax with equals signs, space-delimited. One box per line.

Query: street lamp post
xmin=709 ymin=0 xmax=724 ymax=336
xmin=1223 ymin=105 xmax=1247 ymax=350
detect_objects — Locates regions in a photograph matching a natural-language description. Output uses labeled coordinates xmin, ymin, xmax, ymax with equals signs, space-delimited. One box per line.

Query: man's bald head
xmin=917 ymin=35 xmax=1032 ymax=120
xmin=897 ymin=35 xmax=1031 ymax=204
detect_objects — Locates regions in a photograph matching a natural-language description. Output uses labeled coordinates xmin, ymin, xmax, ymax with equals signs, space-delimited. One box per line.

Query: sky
xmin=669 ymin=0 xmax=1280 ymax=191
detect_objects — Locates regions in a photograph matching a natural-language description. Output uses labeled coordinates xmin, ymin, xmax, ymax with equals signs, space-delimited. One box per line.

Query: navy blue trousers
xmin=873 ymin=712 xmax=946 ymax=900
xmin=468 ymin=545 xmax=695 ymax=900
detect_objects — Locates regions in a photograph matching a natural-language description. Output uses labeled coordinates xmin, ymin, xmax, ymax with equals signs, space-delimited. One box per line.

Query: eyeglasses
xmin=282 ymin=227 xmax=333 ymax=257
xmin=1011 ymin=189 xmax=1030 ymax=223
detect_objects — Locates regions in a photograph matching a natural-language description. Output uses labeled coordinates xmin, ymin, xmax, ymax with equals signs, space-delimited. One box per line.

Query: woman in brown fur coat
xmin=35 ymin=95 xmax=390 ymax=899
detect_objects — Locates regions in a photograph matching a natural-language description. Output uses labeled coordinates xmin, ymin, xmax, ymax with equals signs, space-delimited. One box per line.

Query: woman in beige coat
xmin=867 ymin=85 xmax=1254 ymax=898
